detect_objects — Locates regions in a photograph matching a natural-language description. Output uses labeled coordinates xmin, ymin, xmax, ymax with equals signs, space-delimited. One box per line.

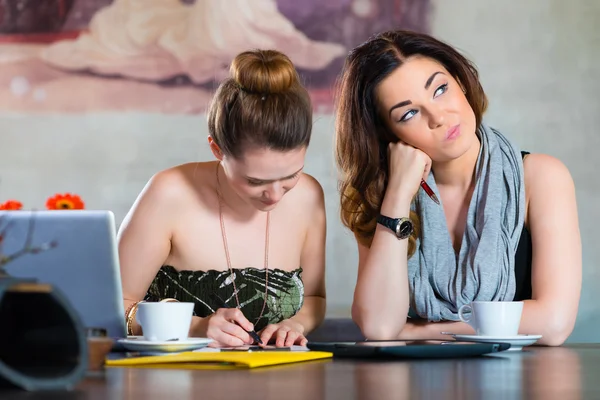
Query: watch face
xmin=398 ymin=220 xmax=413 ymax=238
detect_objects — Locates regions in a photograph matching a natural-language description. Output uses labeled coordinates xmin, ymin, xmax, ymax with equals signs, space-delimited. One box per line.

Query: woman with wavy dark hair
xmin=335 ymin=29 xmax=581 ymax=346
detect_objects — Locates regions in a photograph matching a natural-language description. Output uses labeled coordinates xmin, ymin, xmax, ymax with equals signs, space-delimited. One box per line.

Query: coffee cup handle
xmin=458 ymin=304 xmax=473 ymax=324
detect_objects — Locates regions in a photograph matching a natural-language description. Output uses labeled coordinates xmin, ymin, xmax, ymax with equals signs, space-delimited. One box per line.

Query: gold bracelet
xmin=124 ymin=302 xmax=136 ymax=321
xmin=125 ymin=301 xmax=142 ymax=336
xmin=125 ymin=299 xmax=177 ymax=336
xmin=160 ymin=298 xmax=179 ymax=303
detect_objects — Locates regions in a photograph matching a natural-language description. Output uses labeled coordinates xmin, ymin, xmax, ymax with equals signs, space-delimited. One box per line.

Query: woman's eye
xmin=248 ymin=172 xmax=300 ymax=186
xmin=399 ymin=109 xmax=417 ymax=122
xmin=434 ymin=83 xmax=448 ymax=98
xmin=397 ymin=83 xmax=448 ymax=123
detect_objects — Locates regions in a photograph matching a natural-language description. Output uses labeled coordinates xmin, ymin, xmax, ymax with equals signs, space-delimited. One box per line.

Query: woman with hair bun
xmin=118 ymin=49 xmax=326 ymax=348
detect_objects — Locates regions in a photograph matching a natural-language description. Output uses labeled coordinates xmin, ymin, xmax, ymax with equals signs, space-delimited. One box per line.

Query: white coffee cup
xmin=136 ymin=302 xmax=194 ymax=341
xmin=458 ymin=301 xmax=523 ymax=336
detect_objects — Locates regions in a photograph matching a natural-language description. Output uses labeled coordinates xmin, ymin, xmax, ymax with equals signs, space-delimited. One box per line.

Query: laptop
xmin=307 ymin=340 xmax=511 ymax=358
xmin=1 ymin=210 xmax=127 ymax=338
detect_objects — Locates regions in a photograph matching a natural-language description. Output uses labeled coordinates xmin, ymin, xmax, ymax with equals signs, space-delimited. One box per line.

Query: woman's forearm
xmin=352 ymin=195 xmax=413 ymax=340
xmin=125 ymin=299 xmax=327 ymax=340
xmin=516 ymin=299 xmax=574 ymax=346
xmin=398 ymin=300 xmax=574 ymax=346
xmin=398 ymin=320 xmax=474 ymax=341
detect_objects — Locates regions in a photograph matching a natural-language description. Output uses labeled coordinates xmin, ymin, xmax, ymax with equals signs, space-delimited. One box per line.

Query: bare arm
xmin=506 ymin=154 xmax=580 ymax=345
xmin=352 ymin=194 xmax=412 ymax=339
xmin=398 ymin=154 xmax=582 ymax=346
xmin=118 ymin=170 xmax=180 ymax=335
xmin=352 ymin=143 xmax=431 ymax=340
xmin=289 ymin=177 xmax=327 ymax=334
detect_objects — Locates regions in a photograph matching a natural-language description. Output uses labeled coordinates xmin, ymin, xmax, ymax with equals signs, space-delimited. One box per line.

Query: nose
xmin=263 ymin=182 xmax=284 ymax=203
xmin=426 ymin=104 xmax=445 ymax=129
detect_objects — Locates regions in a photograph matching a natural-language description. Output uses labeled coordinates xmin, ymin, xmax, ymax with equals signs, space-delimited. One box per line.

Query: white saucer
xmin=451 ymin=334 xmax=542 ymax=351
xmin=118 ymin=336 xmax=213 ymax=353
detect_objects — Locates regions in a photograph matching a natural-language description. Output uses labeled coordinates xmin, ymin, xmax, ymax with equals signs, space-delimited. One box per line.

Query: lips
xmin=445 ymin=124 xmax=461 ymax=140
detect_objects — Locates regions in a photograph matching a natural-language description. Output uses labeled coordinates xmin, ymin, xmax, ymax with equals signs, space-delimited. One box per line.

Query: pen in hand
xmin=210 ymin=293 xmax=263 ymax=345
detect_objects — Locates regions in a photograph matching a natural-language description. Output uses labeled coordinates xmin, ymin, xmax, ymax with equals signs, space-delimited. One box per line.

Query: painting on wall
xmin=0 ymin=0 xmax=431 ymax=114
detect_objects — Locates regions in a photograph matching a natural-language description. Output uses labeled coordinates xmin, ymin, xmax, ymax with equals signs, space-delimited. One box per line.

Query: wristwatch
xmin=376 ymin=215 xmax=414 ymax=240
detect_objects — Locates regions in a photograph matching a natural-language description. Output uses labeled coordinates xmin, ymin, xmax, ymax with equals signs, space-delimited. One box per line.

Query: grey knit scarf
xmin=407 ymin=123 xmax=525 ymax=321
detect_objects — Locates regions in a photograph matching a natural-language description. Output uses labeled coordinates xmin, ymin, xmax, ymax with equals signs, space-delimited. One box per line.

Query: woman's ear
xmin=208 ymin=136 xmax=224 ymax=161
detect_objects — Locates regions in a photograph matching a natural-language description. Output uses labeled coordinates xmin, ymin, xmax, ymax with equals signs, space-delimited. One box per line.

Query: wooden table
xmin=5 ymin=344 xmax=599 ymax=399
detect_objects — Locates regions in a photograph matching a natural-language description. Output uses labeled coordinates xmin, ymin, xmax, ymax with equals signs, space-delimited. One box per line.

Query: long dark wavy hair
xmin=335 ymin=29 xmax=488 ymax=256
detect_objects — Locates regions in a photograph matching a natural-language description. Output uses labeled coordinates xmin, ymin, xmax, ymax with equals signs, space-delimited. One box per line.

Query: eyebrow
xmin=387 ymin=71 xmax=445 ymax=117
xmin=245 ymin=166 xmax=304 ymax=182
xmin=424 ymin=71 xmax=444 ymax=89
xmin=388 ymin=100 xmax=412 ymax=117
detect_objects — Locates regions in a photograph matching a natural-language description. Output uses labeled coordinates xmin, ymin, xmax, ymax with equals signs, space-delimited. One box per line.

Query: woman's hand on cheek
xmin=387 ymin=141 xmax=432 ymax=199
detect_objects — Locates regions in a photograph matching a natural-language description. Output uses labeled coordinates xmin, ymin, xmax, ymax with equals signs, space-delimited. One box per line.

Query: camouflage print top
xmin=145 ymin=266 xmax=304 ymax=332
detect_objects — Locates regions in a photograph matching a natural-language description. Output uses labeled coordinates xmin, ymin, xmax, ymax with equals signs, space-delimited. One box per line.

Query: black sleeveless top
xmin=513 ymin=151 xmax=533 ymax=300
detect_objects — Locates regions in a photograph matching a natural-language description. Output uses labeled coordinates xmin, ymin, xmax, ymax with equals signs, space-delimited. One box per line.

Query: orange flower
xmin=0 ymin=200 xmax=23 ymax=210
xmin=46 ymin=193 xmax=85 ymax=210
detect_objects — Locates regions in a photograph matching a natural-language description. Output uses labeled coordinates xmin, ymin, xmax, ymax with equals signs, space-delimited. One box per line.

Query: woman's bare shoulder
xmin=523 ymin=153 xmax=574 ymax=194
xmin=142 ymin=161 xmax=218 ymax=206
xmin=293 ymin=172 xmax=326 ymax=210
xmin=522 ymin=153 xmax=576 ymax=225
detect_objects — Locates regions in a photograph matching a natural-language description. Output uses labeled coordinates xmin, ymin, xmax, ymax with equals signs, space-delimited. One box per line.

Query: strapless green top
xmin=145 ymin=265 xmax=304 ymax=331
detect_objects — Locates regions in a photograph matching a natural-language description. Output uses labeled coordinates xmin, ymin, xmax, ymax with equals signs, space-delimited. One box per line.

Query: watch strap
xmin=376 ymin=214 xmax=413 ymax=239
xmin=376 ymin=214 xmax=398 ymax=233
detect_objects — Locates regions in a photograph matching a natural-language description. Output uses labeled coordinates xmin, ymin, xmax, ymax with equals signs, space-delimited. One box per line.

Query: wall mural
xmin=0 ymin=0 xmax=431 ymax=113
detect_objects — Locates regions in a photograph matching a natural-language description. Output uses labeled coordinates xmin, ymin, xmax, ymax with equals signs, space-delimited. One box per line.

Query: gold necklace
xmin=215 ymin=162 xmax=270 ymax=325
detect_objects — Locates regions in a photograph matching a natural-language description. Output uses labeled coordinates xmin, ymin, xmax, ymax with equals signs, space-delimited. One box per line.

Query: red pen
xmin=420 ymin=179 xmax=440 ymax=205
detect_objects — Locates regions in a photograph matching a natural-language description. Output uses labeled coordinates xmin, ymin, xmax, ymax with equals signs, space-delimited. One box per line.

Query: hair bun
xmin=231 ymin=49 xmax=298 ymax=95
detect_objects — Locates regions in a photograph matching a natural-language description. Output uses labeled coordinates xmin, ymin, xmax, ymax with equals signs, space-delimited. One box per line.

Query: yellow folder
xmin=105 ymin=350 xmax=333 ymax=370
